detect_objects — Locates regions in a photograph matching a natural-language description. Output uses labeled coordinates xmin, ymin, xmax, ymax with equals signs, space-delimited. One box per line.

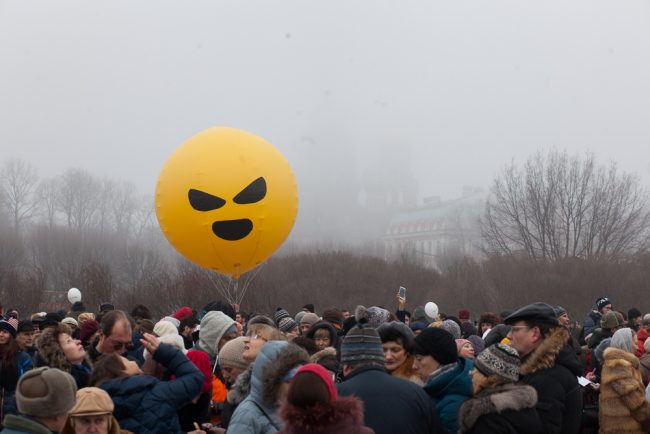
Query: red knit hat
xmin=458 ymin=309 xmax=470 ymax=320
xmin=294 ymin=363 xmax=337 ymax=401
xmin=186 ymin=350 xmax=213 ymax=394
xmin=172 ymin=306 xmax=193 ymax=321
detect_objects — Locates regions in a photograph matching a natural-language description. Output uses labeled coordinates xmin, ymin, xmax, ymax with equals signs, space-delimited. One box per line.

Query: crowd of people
xmin=0 ymin=295 xmax=649 ymax=433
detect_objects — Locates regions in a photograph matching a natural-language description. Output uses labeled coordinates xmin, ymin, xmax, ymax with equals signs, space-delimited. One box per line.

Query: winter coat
xmin=310 ymin=347 xmax=339 ymax=376
xmin=458 ymin=383 xmax=542 ymax=434
xmin=100 ymin=343 xmax=203 ymax=434
xmin=229 ymin=342 xmax=309 ymax=434
xmin=636 ymin=327 xmax=648 ymax=358
xmin=33 ymin=351 xmax=92 ymax=390
xmin=222 ymin=365 xmax=252 ymax=429
xmin=391 ymin=354 xmax=422 ymax=386
xmin=338 ymin=365 xmax=446 ymax=434
xmin=587 ymin=327 xmax=613 ymax=350
xmin=581 ymin=310 xmax=602 ymax=344
xmin=278 ymin=396 xmax=375 ymax=434
xmin=519 ymin=326 xmax=582 ymax=434
xmin=599 ymin=347 xmax=650 ymax=434
xmin=423 ymin=357 xmax=473 ymax=434
xmin=639 ymin=353 xmax=650 ymax=386
xmin=0 ymin=415 xmax=52 ymax=434
xmin=0 ymin=352 xmax=32 ymax=423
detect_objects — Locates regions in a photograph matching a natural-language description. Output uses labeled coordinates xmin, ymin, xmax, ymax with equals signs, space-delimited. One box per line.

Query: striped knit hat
xmin=340 ymin=324 xmax=385 ymax=367
xmin=474 ymin=343 xmax=521 ymax=383
xmin=274 ymin=308 xmax=292 ymax=326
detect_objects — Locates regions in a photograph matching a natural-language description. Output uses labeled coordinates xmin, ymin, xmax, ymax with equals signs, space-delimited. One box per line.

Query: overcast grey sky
xmin=1 ymin=0 xmax=649 ymax=219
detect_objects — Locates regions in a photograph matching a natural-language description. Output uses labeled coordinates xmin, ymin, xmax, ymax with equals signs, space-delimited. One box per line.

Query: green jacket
xmin=1 ymin=414 xmax=54 ymax=434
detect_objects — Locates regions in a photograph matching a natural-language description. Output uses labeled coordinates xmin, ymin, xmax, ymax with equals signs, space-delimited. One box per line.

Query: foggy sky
xmin=2 ymin=1 xmax=650 ymax=239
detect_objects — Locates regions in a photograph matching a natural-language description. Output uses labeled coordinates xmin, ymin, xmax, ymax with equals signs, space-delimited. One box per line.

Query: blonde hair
xmin=247 ymin=323 xmax=284 ymax=341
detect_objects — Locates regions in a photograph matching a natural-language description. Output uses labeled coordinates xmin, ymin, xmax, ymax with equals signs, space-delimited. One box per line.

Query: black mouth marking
xmin=212 ymin=219 xmax=253 ymax=241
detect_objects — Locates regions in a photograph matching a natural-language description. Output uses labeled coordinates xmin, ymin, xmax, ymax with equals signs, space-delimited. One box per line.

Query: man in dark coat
xmin=505 ymin=302 xmax=582 ymax=434
xmin=337 ymin=317 xmax=446 ymax=434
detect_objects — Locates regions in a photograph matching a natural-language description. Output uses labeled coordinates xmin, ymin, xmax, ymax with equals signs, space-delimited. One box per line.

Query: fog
xmin=2 ymin=0 xmax=650 ymax=244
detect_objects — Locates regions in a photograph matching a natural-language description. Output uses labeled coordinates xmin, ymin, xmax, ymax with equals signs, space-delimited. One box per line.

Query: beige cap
xmin=69 ymin=387 xmax=114 ymax=416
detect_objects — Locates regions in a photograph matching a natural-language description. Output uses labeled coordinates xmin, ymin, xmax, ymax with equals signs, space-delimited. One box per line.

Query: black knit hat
xmin=274 ymin=308 xmax=291 ymax=326
xmin=340 ymin=324 xmax=385 ymax=367
xmin=413 ymin=327 xmax=458 ymax=365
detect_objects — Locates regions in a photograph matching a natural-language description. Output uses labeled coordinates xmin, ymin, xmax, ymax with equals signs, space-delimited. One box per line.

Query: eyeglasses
xmin=109 ymin=338 xmax=130 ymax=351
xmin=246 ymin=332 xmax=267 ymax=342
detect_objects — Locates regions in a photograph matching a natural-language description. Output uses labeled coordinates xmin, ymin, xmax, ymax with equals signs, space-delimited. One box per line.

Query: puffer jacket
xmin=519 ymin=326 xmax=582 ymax=434
xmin=228 ymin=342 xmax=309 ymax=434
xmin=422 ymin=357 xmax=473 ymax=434
xmin=99 ymin=343 xmax=203 ymax=434
xmin=458 ymin=383 xmax=542 ymax=434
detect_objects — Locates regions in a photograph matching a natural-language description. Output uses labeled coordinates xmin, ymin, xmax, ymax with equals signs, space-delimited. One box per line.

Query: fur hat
xmin=474 ymin=343 xmax=521 ymax=383
xmin=414 ymin=327 xmax=457 ymax=366
xmin=355 ymin=305 xmax=390 ymax=329
xmin=321 ymin=308 xmax=344 ymax=326
xmin=219 ymin=336 xmax=249 ymax=370
xmin=16 ymin=367 xmax=77 ymax=417
xmin=340 ymin=324 xmax=384 ymax=367
xmin=377 ymin=321 xmax=414 ymax=350
xmin=69 ymin=387 xmax=113 ymax=416
xmin=0 ymin=318 xmax=18 ymax=338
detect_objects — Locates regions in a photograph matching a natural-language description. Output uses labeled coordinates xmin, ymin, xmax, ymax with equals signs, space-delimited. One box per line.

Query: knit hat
xmin=413 ymin=327 xmax=458 ymax=365
xmin=600 ymin=311 xmax=620 ymax=329
xmin=295 ymin=311 xmax=306 ymax=324
xmin=438 ymin=319 xmax=462 ymax=339
xmin=474 ymin=343 xmax=521 ymax=383
xmin=278 ymin=317 xmax=298 ymax=333
xmin=16 ymin=367 xmax=77 ymax=417
xmin=294 ymin=363 xmax=337 ymax=401
xmin=322 ymin=308 xmax=344 ymax=326
xmin=355 ymin=305 xmax=390 ymax=329
xmin=218 ymin=336 xmax=250 ymax=370
xmin=458 ymin=309 xmax=471 ymax=320
xmin=274 ymin=308 xmax=292 ymax=326
xmin=69 ymin=387 xmax=113 ymax=416
xmin=554 ymin=306 xmax=567 ymax=318
xmin=79 ymin=319 xmax=99 ymax=343
xmin=187 ymin=350 xmax=213 ymax=394
xmin=456 ymin=338 xmax=471 ymax=353
xmin=596 ymin=297 xmax=611 ymax=311
xmin=299 ymin=312 xmax=320 ymax=327
xmin=61 ymin=317 xmax=79 ymax=328
xmin=198 ymin=310 xmax=236 ymax=359
xmin=0 ymin=318 xmax=18 ymax=338
xmin=153 ymin=320 xmax=178 ymax=337
xmin=467 ymin=335 xmax=485 ymax=354
xmin=172 ymin=306 xmax=193 ymax=321
xmin=17 ymin=320 xmax=36 ymax=334
xmin=340 ymin=324 xmax=385 ymax=367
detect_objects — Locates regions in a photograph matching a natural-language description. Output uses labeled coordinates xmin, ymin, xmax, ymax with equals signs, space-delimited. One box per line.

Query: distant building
xmin=383 ymin=187 xmax=486 ymax=269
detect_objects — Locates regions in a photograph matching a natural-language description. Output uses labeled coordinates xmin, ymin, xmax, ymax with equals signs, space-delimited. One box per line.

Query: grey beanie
xmin=16 ymin=367 xmax=77 ymax=417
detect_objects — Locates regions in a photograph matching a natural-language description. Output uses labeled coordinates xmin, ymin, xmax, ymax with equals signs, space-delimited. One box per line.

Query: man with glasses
xmin=88 ymin=310 xmax=140 ymax=364
xmin=505 ymin=302 xmax=582 ymax=434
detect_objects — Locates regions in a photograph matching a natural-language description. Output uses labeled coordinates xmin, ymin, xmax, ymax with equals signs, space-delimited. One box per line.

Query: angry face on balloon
xmin=155 ymin=128 xmax=298 ymax=277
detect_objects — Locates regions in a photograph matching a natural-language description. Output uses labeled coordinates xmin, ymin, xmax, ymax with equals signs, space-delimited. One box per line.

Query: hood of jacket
xmin=100 ymin=375 xmax=157 ymax=421
xmin=458 ymin=383 xmax=538 ymax=434
xmin=306 ymin=321 xmax=339 ymax=348
xmin=279 ymin=396 xmax=365 ymax=433
xmin=248 ymin=341 xmax=289 ymax=406
xmin=521 ymin=326 xmax=581 ymax=376
xmin=197 ymin=311 xmax=235 ymax=359
xmin=423 ymin=357 xmax=473 ymax=399
xmin=227 ymin=364 xmax=253 ymax=405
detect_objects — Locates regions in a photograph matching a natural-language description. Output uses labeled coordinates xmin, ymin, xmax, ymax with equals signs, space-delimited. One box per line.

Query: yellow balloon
xmin=155 ymin=127 xmax=298 ymax=277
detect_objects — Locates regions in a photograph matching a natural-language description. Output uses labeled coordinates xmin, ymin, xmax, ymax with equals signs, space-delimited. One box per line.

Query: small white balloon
xmin=68 ymin=287 xmax=82 ymax=304
xmin=425 ymin=302 xmax=439 ymax=319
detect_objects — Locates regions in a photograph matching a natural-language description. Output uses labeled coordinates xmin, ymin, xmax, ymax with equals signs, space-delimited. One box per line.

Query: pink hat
xmin=294 ymin=363 xmax=337 ymax=401
xmin=456 ymin=338 xmax=471 ymax=352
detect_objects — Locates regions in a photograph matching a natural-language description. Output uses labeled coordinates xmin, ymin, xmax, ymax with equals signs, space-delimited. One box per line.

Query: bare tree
xmin=0 ymin=159 xmax=38 ymax=232
xmin=483 ymin=151 xmax=650 ymax=261
xmin=34 ymin=177 xmax=60 ymax=229
xmin=57 ymin=168 xmax=100 ymax=231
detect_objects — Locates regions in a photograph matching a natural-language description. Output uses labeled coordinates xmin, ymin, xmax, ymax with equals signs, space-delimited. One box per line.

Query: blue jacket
xmin=100 ymin=343 xmax=203 ymax=434
xmin=1 ymin=352 xmax=33 ymax=423
xmin=423 ymin=357 xmax=473 ymax=434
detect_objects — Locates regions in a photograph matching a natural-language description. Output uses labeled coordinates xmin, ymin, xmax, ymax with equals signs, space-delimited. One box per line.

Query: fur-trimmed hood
xmin=261 ymin=343 xmax=310 ymax=406
xmin=311 ymin=346 xmax=337 ymax=363
xmin=520 ymin=326 xmax=580 ymax=376
xmin=227 ymin=364 xmax=252 ymax=405
xmin=458 ymin=383 xmax=538 ymax=434
xmin=279 ymin=396 xmax=370 ymax=434
xmin=35 ymin=327 xmax=92 ymax=372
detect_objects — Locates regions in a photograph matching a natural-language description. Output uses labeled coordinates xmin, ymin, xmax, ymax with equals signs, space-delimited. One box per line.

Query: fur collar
xmin=603 ymin=346 xmax=639 ymax=367
xmin=520 ymin=326 xmax=569 ymax=376
xmin=279 ymin=396 xmax=364 ymax=433
xmin=458 ymin=383 xmax=538 ymax=434
xmin=311 ymin=347 xmax=337 ymax=363
xmin=227 ymin=364 xmax=252 ymax=405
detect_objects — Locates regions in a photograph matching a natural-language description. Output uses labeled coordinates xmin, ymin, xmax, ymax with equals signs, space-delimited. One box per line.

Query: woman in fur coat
xmin=458 ymin=343 xmax=542 ymax=434
xmin=377 ymin=321 xmax=422 ymax=385
xmin=279 ymin=363 xmax=374 ymax=434
xmin=599 ymin=327 xmax=650 ymax=434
